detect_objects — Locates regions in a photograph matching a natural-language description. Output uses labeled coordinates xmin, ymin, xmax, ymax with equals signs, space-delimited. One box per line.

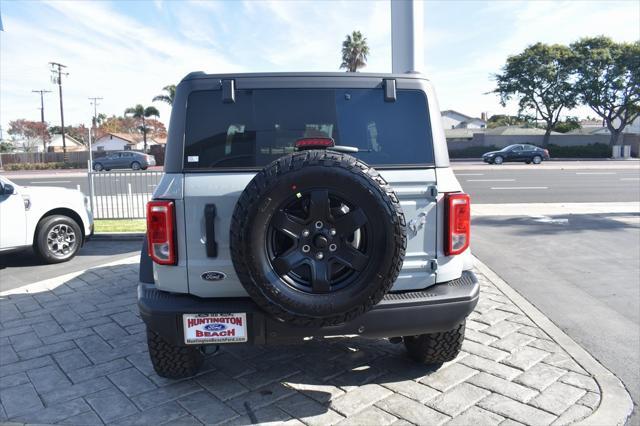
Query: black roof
xmin=182 ymin=71 xmax=429 ymax=82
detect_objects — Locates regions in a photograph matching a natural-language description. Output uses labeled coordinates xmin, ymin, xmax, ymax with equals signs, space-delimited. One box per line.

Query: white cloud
xmin=1 ymin=0 xmax=638 ymax=134
xmin=432 ymin=0 xmax=640 ymax=118
xmin=1 ymin=1 xmax=243 ymax=131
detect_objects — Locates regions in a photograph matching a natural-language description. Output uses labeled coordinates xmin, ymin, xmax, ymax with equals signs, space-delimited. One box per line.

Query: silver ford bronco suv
xmin=138 ymin=72 xmax=478 ymax=379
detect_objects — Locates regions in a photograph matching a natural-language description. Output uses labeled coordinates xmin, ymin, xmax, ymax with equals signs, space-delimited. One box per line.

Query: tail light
xmin=445 ymin=193 xmax=470 ymax=256
xmin=147 ymin=200 xmax=176 ymax=265
xmin=295 ymin=137 xmax=335 ymax=150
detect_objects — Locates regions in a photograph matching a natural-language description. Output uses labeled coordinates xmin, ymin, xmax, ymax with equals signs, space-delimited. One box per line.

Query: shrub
xmin=4 ymin=162 xmax=84 ymax=171
xmin=448 ymin=145 xmax=500 ymax=158
xmin=448 ymin=143 xmax=612 ymax=159
xmin=546 ymin=143 xmax=610 ymax=158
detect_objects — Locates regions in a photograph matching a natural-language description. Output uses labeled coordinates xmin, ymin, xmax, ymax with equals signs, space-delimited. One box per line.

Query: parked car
xmin=482 ymin=144 xmax=550 ymax=164
xmin=93 ymin=151 xmax=156 ymax=171
xmin=138 ymin=72 xmax=478 ymax=379
xmin=0 ymin=176 xmax=93 ymax=263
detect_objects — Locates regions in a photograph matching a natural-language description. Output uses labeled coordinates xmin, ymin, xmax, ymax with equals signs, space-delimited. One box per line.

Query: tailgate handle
xmin=205 ymin=204 xmax=218 ymax=257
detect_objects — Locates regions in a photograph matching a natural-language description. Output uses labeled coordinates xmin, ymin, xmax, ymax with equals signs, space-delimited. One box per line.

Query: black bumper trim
xmin=138 ymin=271 xmax=479 ymax=346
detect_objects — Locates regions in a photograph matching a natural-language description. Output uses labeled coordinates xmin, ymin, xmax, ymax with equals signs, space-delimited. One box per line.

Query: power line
xmin=49 ymin=62 xmax=68 ymax=161
xmin=32 ymin=89 xmax=52 ymax=154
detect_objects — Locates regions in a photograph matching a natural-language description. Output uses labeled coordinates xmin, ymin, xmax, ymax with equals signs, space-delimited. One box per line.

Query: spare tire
xmin=230 ymin=150 xmax=406 ymax=327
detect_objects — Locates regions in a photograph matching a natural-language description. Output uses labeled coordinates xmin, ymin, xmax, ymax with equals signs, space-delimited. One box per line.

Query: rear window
xmin=183 ymin=88 xmax=434 ymax=169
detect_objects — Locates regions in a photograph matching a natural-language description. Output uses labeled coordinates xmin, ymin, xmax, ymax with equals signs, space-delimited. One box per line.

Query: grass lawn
xmin=94 ymin=219 xmax=146 ymax=233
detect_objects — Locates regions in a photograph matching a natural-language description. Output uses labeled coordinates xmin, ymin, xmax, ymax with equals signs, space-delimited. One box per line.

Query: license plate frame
xmin=182 ymin=313 xmax=248 ymax=344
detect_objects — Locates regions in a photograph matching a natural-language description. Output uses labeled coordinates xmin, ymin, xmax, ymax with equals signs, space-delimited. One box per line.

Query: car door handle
xmin=205 ymin=204 xmax=218 ymax=257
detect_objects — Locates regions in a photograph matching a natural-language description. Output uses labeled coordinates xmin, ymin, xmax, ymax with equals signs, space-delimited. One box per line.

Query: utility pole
xmin=88 ymin=97 xmax=103 ymax=166
xmin=49 ymin=62 xmax=68 ymax=161
xmin=391 ymin=0 xmax=424 ymax=74
xmin=32 ymin=89 xmax=52 ymax=156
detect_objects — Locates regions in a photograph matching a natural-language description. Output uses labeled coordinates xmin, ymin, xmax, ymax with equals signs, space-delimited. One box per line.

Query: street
xmin=4 ymin=161 xmax=639 ymax=204
xmin=0 ymin=239 xmax=142 ymax=293
xmin=459 ymin=161 xmax=640 ymax=423
xmin=1 ymin=160 xmax=639 ymax=423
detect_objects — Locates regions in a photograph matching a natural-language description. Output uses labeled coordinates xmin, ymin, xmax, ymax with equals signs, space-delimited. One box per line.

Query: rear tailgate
xmin=183 ymin=168 xmax=438 ymax=298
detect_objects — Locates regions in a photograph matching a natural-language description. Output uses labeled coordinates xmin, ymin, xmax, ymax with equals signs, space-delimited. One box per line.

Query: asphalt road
xmin=5 ymin=173 xmax=160 ymax=197
xmin=458 ymin=168 xmax=639 ymax=203
xmin=4 ymin=162 xmax=639 ymax=203
xmin=0 ymin=238 xmax=142 ymax=293
xmin=2 ymin=161 xmax=640 ymax=421
xmin=473 ymin=212 xmax=640 ymax=423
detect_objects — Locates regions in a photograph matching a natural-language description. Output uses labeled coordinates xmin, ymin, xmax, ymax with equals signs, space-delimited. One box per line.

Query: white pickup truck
xmin=0 ymin=175 xmax=93 ymax=263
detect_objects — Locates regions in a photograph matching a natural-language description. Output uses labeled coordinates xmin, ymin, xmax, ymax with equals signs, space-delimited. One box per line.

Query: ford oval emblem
xmin=201 ymin=271 xmax=226 ymax=282
xmin=204 ymin=323 xmax=226 ymax=331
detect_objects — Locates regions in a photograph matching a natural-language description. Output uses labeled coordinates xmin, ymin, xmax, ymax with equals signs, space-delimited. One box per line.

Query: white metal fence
xmin=88 ymin=170 xmax=163 ymax=219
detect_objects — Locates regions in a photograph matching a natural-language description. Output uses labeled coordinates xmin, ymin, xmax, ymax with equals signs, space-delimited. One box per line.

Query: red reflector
xmin=445 ymin=193 xmax=470 ymax=256
xmin=294 ymin=137 xmax=335 ymax=150
xmin=147 ymin=200 xmax=177 ymax=265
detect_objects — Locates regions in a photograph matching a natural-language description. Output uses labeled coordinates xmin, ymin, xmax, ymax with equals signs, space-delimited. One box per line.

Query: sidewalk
xmin=0 ymin=257 xmax=631 ymax=425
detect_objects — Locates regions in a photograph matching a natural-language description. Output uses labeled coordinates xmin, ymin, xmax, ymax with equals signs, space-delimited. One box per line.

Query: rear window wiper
xmin=330 ymin=145 xmax=359 ymax=153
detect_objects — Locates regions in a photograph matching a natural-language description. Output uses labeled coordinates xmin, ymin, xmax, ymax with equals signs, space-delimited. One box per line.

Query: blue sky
xmin=1 ymin=0 xmax=638 ymax=134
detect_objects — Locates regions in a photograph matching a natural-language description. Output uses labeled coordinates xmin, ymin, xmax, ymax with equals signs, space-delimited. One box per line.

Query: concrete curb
xmin=473 ymin=256 xmax=633 ymax=426
xmin=91 ymin=232 xmax=145 ymax=241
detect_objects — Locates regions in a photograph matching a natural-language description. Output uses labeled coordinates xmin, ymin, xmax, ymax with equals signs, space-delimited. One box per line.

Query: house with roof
xmin=441 ymin=110 xmax=487 ymax=130
xmin=93 ymin=132 xmax=167 ymax=152
xmin=92 ymin=133 xmax=139 ymax=152
xmin=47 ymin=134 xmax=86 ymax=152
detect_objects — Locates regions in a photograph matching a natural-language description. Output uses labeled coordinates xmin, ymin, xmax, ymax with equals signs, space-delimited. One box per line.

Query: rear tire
xmin=532 ymin=155 xmax=542 ymax=164
xmin=131 ymin=161 xmax=141 ymax=170
xmin=146 ymin=327 xmax=204 ymax=379
xmin=403 ymin=322 xmax=465 ymax=364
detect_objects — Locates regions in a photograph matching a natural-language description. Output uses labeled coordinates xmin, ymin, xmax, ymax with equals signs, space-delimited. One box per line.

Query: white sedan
xmin=0 ymin=175 xmax=93 ymax=263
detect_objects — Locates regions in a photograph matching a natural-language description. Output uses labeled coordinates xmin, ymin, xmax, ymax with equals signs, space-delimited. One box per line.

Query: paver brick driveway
xmin=0 ymin=258 xmax=601 ymax=425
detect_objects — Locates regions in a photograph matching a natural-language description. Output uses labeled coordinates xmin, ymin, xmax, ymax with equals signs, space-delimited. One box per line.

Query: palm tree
xmin=124 ymin=104 xmax=160 ymax=152
xmin=340 ymin=31 xmax=370 ymax=72
xmin=153 ymin=85 xmax=176 ymax=105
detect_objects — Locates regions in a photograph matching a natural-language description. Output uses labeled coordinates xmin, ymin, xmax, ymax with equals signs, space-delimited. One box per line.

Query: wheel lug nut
xmin=302 ymin=229 xmax=310 ymax=237
xmin=315 ymin=221 xmax=323 ymax=229
xmin=329 ymin=244 xmax=337 ymax=252
xmin=302 ymin=245 xmax=310 ymax=253
xmin=316 ymin=252 xmax=324 ymax=260
xmin=330 ymin=228 xmax=336 ymax=236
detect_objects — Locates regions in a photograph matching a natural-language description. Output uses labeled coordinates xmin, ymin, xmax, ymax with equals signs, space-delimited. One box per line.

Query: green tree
xmin=0 ymin=142 xmax=14 ymax=153
xmin=570 ymin=36 xmax=640 ymax=146
xmin=153 ymin=84 xmax=176 ymax=106
xmin=552 ymin=116 xmax=581 ymax=133
xmin=492 ymin=43 xmax=577 ymax=146
xmin=487 ymin=114 xmax=536 ymax=129
xmin=124 ymin=104 xmax=160 ymax=152
xmin=340 ymin=31 xmax=370 ymax=72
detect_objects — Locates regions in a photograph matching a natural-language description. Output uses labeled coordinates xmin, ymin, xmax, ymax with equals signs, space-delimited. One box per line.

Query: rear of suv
xmin=138 ymin=72 xmax=479 ymax=378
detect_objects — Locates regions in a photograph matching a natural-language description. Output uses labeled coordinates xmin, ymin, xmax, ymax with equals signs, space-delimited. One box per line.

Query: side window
xmin=511 ymin=145 xmax=523 ymax=152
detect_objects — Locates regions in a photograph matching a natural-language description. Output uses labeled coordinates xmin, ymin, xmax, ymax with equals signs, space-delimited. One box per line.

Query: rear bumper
xmin=138 ymin=271 xmax=479 ymax=346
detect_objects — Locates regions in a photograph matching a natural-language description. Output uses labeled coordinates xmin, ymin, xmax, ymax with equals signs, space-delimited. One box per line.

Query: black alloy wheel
xmin=230 ymin=150 xmax=406 ymax=327
xmin=267 ymin=189 xmax=371 ymax=294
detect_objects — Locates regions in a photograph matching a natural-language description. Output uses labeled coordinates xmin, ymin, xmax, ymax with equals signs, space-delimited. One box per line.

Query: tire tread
xmin=403 ymin=322 xmax=466 ymax=364
xmin=146 ymin=327 xmax=204 ymax=379
xmin=230 ymin=150 xmax=406 ymax=328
